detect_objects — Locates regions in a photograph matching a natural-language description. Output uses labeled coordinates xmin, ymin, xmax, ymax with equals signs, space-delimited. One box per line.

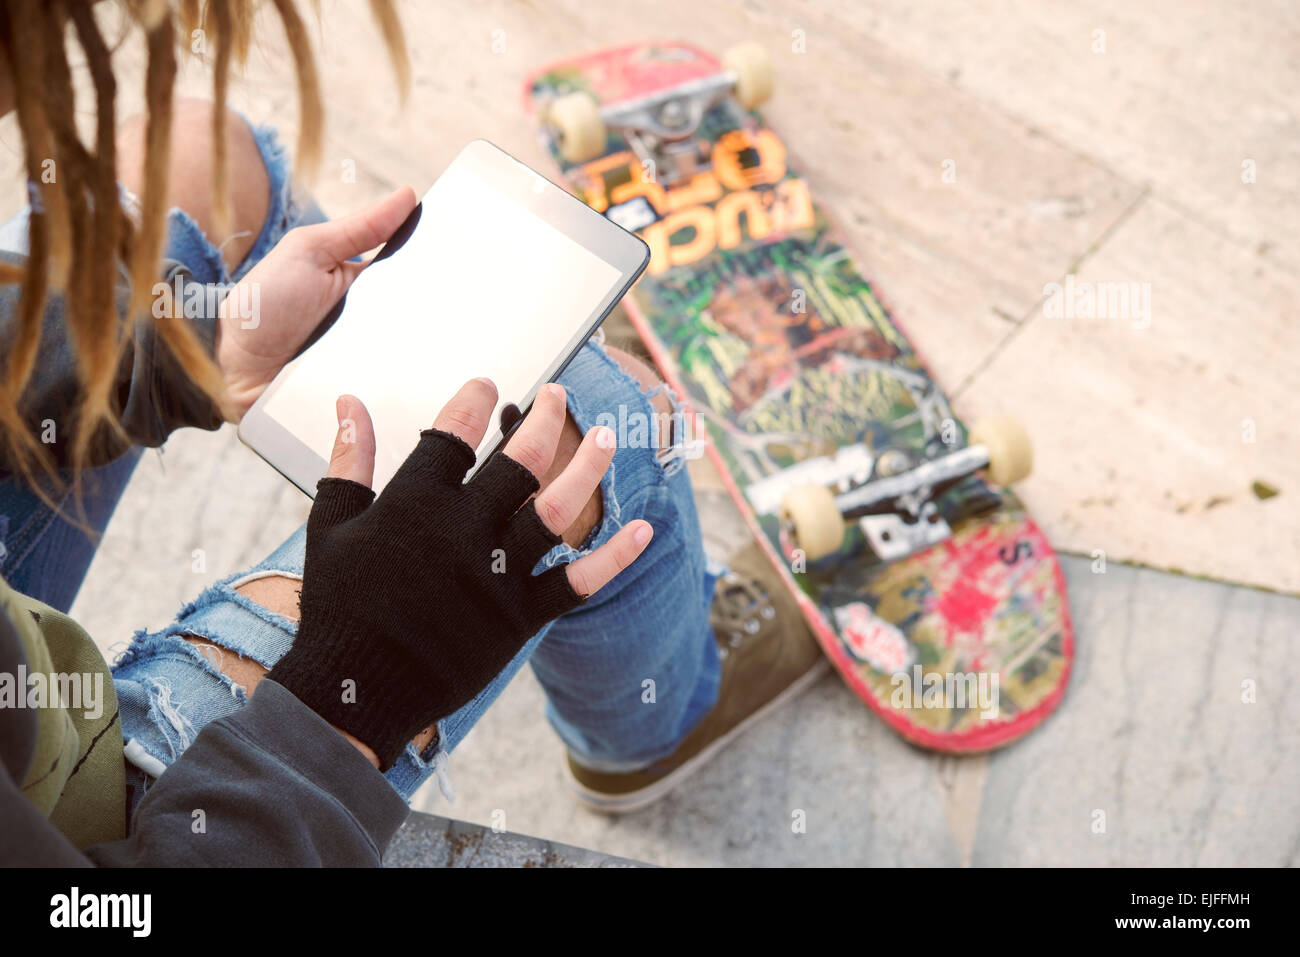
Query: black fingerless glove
xmin=267 ymin=428 xmax=585 ymax=769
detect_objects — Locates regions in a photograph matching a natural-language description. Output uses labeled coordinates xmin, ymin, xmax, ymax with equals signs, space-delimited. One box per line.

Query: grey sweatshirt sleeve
xmin=0 ymin=251 xmax=224 ymax=469
xmin=0 ymin=610 xmax=408 ymax=867
xmin=85 ymin=680 xmax=410 ymax=867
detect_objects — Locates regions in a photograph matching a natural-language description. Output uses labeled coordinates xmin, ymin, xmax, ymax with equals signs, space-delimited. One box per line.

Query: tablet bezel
xmin=237 ymin=139 xmax=650 ymax=497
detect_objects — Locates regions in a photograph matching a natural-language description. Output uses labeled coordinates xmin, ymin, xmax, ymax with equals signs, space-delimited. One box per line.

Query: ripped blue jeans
xmin=0 ymin=118 xmax=722 ymax=812
xmin=115 ymin=334 xmax=722 ymax=803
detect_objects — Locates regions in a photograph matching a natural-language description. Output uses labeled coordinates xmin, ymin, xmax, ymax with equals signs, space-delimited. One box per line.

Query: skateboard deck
xmin=524 ymin=41 xmax=1073 ymax=751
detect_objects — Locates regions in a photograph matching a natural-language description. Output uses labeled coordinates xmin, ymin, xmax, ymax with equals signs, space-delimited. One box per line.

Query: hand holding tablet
xmin=237 ymin=140 xmax=650 ymax=495
xmin=206 ymin=145 xmax=653 ymax=767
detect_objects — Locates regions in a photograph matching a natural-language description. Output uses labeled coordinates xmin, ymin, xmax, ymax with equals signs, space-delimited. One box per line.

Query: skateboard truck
xmin=545 ymin=43 xmax=774 ymax=186
xmin=780 ymin=416 xmax=1033 ymax=563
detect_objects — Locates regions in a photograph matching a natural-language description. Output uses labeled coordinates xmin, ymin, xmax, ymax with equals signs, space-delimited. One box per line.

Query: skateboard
xmin=524 ymin=41 xmax=1073 ymax=751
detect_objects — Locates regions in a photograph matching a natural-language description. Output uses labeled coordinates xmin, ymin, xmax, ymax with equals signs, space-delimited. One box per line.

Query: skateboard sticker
xmin=835 ymin=603 xmax=912 ymax=673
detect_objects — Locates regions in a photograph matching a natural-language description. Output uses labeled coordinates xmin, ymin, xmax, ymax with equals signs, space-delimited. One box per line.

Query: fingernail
xmin=633 ymin=522 xmax=653 ymax=546
xmin=595 ymin=425 xmax=616 ymax=449
xmin=547 ymin=383 xmax=566 ymax=400
xmin=335 ymin=395 xmax=348 ymax=424
xmin=473 ymin=377 xmax=494 ymax=388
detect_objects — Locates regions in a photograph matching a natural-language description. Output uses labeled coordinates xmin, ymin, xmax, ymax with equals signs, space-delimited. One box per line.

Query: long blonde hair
xmin=0 ymin=0 xmax=407 ymax=494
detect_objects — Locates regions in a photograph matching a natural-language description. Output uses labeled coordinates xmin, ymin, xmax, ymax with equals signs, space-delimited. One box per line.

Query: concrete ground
xmin=401 ymin=469 xmax=1300 ymax=867
xmin=2 ymin=1 xmax=1294 ymax=865
xmin=65 ymin=424 xmax=1300 ymax=866
xmin=385 ymin=811 xmax=647 ymax=868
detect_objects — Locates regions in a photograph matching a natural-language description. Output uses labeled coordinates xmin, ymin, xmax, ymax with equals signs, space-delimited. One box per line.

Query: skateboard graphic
xmin=524 ymin=42 xmax=1073 ymax=751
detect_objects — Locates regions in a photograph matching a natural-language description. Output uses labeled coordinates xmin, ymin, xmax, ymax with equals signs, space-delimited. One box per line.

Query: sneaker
xmin=564 ymin=541 xmax=828 ymax=813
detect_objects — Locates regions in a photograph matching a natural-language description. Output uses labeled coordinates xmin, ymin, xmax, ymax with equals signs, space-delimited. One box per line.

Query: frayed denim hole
xmin=114 ymin=633 xmax=250 ymax=696
xmin=645 ymin=381 xmax=701 ymax=477
xmin=188 ymin=574 xmax=301 ymax=632
xmin=402 ymin=723 xmax=454 ymax=802
xmin=117 ymin=636 xmax=249 ymax=765
xmin=231 ymin=118 xmax=295 ymax=281
xmin=112 ymin=597 xmax=290 ymax=678
xmin=581 ymin=339 xmax=704 ymax=479
xmin=143 ymin=676 xmax=194 ymax=762
xmin=161 ymin=206 xmax=230 ymax=286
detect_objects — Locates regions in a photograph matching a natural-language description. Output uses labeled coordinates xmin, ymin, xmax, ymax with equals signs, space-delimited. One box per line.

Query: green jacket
xmin=0 ymin=575 xmax=125 ymax=847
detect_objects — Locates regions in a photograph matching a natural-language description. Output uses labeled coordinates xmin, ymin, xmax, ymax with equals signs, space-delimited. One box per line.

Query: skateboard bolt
xmin=658 ymin=100 xmax=689 ymax=128
xmin=876 ymin=450 xmax=912 ymax=478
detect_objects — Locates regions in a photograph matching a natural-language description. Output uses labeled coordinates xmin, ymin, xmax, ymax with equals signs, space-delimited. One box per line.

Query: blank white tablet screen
xmin=260 ymin=150 xmax=623 ymax=493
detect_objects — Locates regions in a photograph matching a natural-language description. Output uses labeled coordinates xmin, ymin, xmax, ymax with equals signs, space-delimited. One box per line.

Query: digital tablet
xmin=238 ymin=140 xmax=649 ymax=495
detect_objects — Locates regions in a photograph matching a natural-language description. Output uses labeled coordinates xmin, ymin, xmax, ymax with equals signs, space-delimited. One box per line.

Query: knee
xmin=604 ymin=344 xmax=674 ymax=447
xmin=604 ymin=345 xmax=667 ymax=409
xmin=117 ymin=97 xmax=270 ymax=273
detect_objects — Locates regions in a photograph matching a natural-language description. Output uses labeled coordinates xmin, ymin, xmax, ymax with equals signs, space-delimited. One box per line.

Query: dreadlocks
xmin=0 ymin=0 xmax=408 ymax=497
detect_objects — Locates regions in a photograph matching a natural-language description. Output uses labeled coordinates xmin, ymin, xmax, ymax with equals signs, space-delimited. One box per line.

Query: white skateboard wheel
xmin=723 ymin=42 xmax=774 ymax=110
xmin=969 ymin=416 xmax=1033 ymax=486
xmin=549 ymin=92 xmax=606 ymax=163
xmin=780 ymin=484 xmax=844 ymax=562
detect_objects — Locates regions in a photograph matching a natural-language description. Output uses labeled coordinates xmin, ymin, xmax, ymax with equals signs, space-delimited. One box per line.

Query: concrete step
xmin=384 ymin=812 xmax=648 ymax=868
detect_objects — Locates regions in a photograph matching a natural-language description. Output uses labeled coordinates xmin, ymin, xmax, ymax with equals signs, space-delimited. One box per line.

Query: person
xmin=0 ymin=0 xmax=824 ymax=866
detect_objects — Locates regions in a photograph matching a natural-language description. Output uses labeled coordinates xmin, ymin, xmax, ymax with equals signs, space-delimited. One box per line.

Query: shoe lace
xmin=711 ymin=570 xmax=777 ymax=658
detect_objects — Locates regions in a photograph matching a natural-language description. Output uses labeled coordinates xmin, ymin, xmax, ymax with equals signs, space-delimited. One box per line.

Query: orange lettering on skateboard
xmin=579 ymin=129 xmax=814 ymax=275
